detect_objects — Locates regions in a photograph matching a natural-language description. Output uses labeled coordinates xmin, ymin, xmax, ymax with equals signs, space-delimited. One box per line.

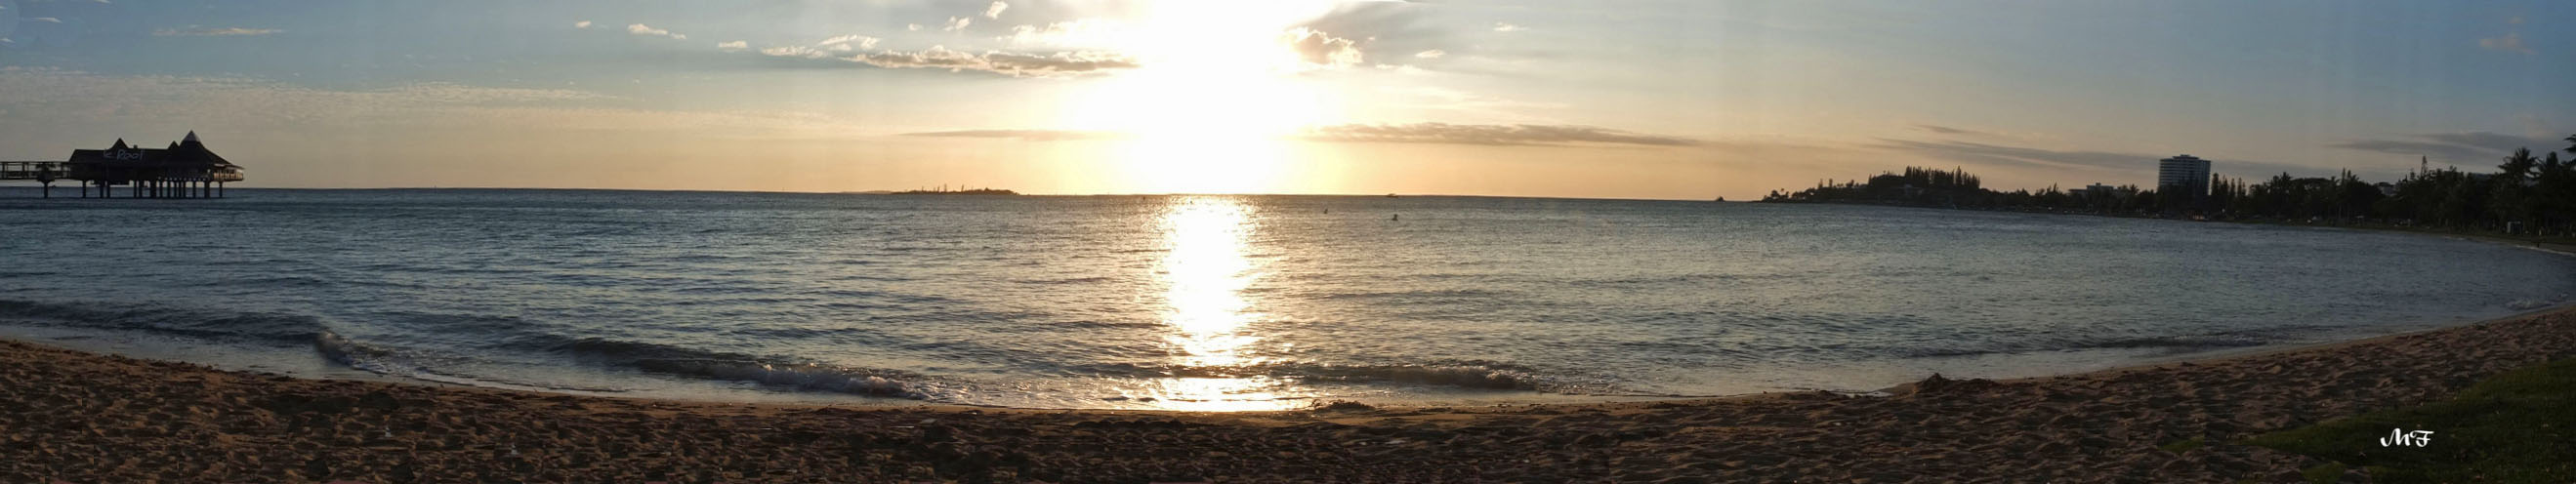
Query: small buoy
xmin=1392 ymin=215 xmax=1400 ymax=222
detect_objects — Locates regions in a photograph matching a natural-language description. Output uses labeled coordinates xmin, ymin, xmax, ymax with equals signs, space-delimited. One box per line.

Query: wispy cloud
xmin=2330 ymin=132 xmax=2560 ymax=164
xmin=2478 ymin=31 xmax=2533 ymax=55
xmin=1492 ymin=22 xmax=1523 ymax=32
xmin=1914 ymin=124 xmax=1985 ymax=136
xmin=1298 ymin=123 xmax=1695 ymax=147
xmin=0 ymin=68 xmax=882 ymax=141
xmin=759 ymin=45 xmax=832 ymax=60
xmin=573 ymin=20 xmax=593 ymax=29
xmin=2478 ymin=16 xmax=2535 ymax=55
xmin=818 ymin=34 xmax=880 ymax=49
xmin=1872 ymin=138 xmax=2154 ymax=172
xmin=901 ymin=129 xmax=1126 ymax=141
xmin=754 ymin=44 xmax=1138 ymax=78
xmin=716 ymin=40 xmax=748 ymax=51
xmin=984 ymin=1 xmax=1009 ymax=20
xmin=944 ymin=17 xmax=973 ymax=32
xmin=1414 ymin=50 xmax=1445 ymax=59
xmin=1876 ymin=138 xmax=2324 ymax=178
xmin=627 ymin=23 xmax=685 ymax=40
xmin=152 ymin=26 xmax=283 ymax=37
xmin=854 ymin=47 xmax=1137 ymax=77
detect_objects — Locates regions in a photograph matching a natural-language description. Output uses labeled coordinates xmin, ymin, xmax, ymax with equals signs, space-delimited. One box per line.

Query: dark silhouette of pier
xmin=0 ymin=132 xmax=245 ymax=198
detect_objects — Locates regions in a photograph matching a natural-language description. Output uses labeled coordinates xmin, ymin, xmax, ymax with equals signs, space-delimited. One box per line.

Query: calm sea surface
xmin=2 ymin=188 xmax=2571 ymax=410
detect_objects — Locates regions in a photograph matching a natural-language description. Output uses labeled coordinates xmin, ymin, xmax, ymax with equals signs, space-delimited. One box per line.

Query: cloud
xmin=574 ymin=20 xmax=592 ymax=29
xmin=908 ymin=23 xmax=924 ymax=31
xmin=151 ymin=26 xmax=283 ymax=36
xmin=1876 ymin=138 xmax=2323 ymax=178
xmin=901 ymin=129 xmax=1126 ymax=141
xmin=1914 ymin=124 xmax=1984 ymax=136
xmin=818 ymin=34 xmax=880 ymax=49
xmin=1280 ymin=27 xmax=1363 ymax=69
xmin=627 ymin=23 xmax=685 ymax=40
xmin=2478 ymin=31 xmax=2533 ymax=54
xmin=1414 ymin=49 xmax=1445 ymax=59
xmin=1872 ymin=138 xmax=2157 ymax=172
xmin=716 ymin=40 xmax=748 ymax=51
xmin=851 ymin=46 xmax=1139 ymax=77
xmin=1493 ymin=22 xmax=1523 ymax=32
xmin=1298 ymin=1 xmax=1447 ymax=67
xmin=0 ymin=68 xmax=885 ymax=141
xmin=759 ymin=45 xmax=831 ymax=60
xmin=944 ymin=17 xmax=972 ymax=32
xmin=27 ymin=17 xmax=62 ymax=23
xmin=1297 ymin=123 xmax=1696 ymax=147
xmin=754 ymin=42 xmax=1138 ymax=77
xmin=985 ymin=1 xmax=1009 ymax=20
xmin=2330 ymin=132 xmax=2561 ymax=163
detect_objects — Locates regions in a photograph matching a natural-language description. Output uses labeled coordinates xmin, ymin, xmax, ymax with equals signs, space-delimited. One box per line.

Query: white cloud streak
xmin=627 ymin=23 xmax=685 ymax=40
xmin=151 ymin=26 xmax=284 ymax=36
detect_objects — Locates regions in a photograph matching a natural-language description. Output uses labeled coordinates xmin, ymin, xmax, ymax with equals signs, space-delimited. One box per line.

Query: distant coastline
xmin=1760 ymin=141 xmax=2576 ymax=247
xmin=888 ymin=187 xmax=1019 ymax=195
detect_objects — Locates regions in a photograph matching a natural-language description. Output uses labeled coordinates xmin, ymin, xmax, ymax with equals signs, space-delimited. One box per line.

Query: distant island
xmin=888 ymin=186 xmax=1019 ymax=195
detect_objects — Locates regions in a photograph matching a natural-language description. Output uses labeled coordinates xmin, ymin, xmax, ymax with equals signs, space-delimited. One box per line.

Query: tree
xmin=2500 ymin=147 xmax=2539 ymax=183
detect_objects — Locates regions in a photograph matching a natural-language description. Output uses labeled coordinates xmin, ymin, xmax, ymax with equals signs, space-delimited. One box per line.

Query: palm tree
xmin=2501 ymin=147 xmax=2540 ymax=183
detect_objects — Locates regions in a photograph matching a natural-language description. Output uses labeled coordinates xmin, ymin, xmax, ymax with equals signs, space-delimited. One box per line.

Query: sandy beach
xmin=0 ymin=305 xmax=2569 ymax=483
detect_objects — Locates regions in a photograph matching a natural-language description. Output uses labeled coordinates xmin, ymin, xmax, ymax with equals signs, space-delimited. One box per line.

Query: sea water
xmin=3 ymin=188 xmax=2570 ymax=410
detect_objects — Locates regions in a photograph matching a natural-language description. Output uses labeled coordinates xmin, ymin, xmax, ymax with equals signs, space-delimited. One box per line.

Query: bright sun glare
xmin=1064 ymin=0 xmax=1346 ymax=194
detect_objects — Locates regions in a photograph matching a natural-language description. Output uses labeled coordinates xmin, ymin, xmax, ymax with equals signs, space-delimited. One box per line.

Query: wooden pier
xmin=1 ymin=132 xmax=245 ymax=198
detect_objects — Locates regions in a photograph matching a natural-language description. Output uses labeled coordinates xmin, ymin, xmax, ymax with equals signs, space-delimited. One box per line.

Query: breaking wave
xmin=0 ymin=298 xmax=319 ymax=343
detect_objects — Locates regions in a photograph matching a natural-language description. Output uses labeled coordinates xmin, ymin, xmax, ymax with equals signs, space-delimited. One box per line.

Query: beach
xmin=0 ymin=305 xmax=2567 ymax=482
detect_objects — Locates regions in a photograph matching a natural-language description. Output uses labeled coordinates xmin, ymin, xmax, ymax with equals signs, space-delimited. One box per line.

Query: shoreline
xmin=8 ymin=305 xmax=2576 ymax=481
xmin=1765 ymin=198 xmax=2576 ymax=254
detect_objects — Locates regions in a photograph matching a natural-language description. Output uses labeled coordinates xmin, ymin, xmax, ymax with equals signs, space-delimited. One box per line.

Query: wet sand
xmin=5 ymin=306 xmax=2574 ymax=483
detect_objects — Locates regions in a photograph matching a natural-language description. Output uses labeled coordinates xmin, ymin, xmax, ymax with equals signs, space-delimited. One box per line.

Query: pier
xmin=0 ymin=132 xmax=245 ymax=198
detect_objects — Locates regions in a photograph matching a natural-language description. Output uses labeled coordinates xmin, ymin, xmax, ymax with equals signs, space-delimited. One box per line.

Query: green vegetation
xmin=2299 ymin=463 xmax=2348 ymax=484
xmin=1762 ymin=135 xmax=2576 ymax=239
xmin=2245 ymin=357 xmax=2576 ymax=483
xmin=2156 ymin=437 xmax=2205 ymax=454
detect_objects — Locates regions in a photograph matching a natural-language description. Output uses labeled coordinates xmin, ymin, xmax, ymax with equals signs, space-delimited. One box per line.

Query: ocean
xmin=2 ymin=188 xmax=2570 ymax=410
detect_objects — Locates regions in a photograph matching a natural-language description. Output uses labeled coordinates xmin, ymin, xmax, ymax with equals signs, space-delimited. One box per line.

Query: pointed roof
xmin=110 ymin=139 xmax=128 ymax=150
xmin=184 ymin=131 xmax=200 ymax=143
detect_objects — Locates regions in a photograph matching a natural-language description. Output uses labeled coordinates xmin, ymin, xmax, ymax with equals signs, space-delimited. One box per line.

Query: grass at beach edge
xmin=2245 ymin=356 xmax=2576 ymax=483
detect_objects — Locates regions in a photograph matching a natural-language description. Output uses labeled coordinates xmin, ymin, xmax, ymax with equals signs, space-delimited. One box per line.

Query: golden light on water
xmin=1139 ymin=197 xmax=1296 ymax=411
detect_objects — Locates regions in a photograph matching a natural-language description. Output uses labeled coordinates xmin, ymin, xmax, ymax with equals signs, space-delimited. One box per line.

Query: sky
xmin=0 ymin=0 xmax=2569 ymax=199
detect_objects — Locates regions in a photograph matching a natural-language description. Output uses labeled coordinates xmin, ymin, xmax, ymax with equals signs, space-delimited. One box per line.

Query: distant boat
xmin=1386 ymin=193 xmax=1398 ymax=198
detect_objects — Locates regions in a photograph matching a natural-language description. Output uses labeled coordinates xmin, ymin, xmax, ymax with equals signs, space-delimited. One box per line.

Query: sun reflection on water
xmin=1139 ymin=197 xmax=1298 ymax=411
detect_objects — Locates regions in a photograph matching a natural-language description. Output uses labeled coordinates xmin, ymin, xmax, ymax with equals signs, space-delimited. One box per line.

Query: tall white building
xmin=2157 ymin=154 xmax=2211 ymax=199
